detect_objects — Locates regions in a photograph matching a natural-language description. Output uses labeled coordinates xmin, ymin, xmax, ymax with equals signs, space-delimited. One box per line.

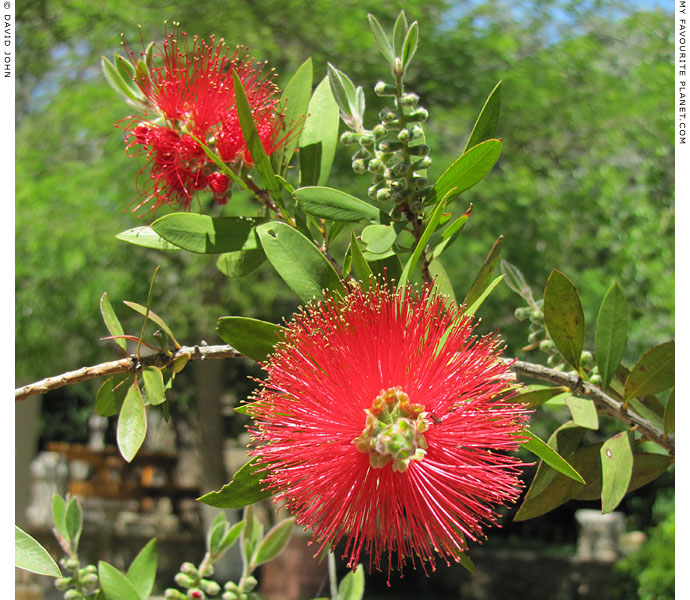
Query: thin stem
xmin=328 ymin=552 xmax=338 ymax=600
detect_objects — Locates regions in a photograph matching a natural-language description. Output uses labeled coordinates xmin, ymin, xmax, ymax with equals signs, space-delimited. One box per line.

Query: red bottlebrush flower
xmin=248 ymin=282 xmax=531 ymax=578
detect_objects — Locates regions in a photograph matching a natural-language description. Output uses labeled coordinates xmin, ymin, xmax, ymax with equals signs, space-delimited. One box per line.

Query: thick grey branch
xmin=14 ymin=345 xmax=242 ymax=402
xmin=509 ymin=359 xmax=674 ymax=456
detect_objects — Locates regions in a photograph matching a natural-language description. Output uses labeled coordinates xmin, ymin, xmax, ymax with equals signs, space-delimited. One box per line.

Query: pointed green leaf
xmin=51 ymin=493 xmax=68 ymax=542
xmin=126 ymin=539 xmax=157 ymax=600
xmin=151 ymin=214 xmax=262 ymax=254
xmin=463 ymin=236 xmax=503 ymax=308
xmin=251 ymin=517 xmax=295 ymax=567
xmin=401 ymin=21 xmax=419 ymax=74
xmin=433 ymin=139 xmax=502 ymax=203
xmin=514 ymin=385 xmax=570 ymax=408
xmin=15 ymin=526 xmax=61 ymax=578
xmin=624 ymin=341 xmax=675 ymax=403
xmin=100 ymin=292 xmax=127 ymax=352
xmin=465 ymin=275 xmax=503 ymax=317
xmin=198 ymin=459 xmax=273 ymax=508
xmin=326 ymin=64 xmax=360 ymax=128
xmin=208 ymin=520 xmax=229 ymax=556
xmin=257 ymin=221 xmax=345 ymax=302
xmin=349 ymin=232 xmax=374 ymax=283
xmin=521 ymin=429 xmax=585 ymax=484
xmin=216 ymin=316 xmax=283 ymax=362
xmin=233 ymin=70 xmax=282 ymax=202
xmin=664 ymin=389 xmax=674 ymax=436
xmin=99 ymin=561 xmax=142 ymax=600
xmin=392 ymin=11 xmax=408 ymax=56
xmin=65 ymin=498 xmax=83 ymax=549
xmin=361 ymin=224 xmax=397 ymax=254
xmin=272 ymin=58 xmax=313 ymax=175
xmin=368 ymin=14 xmax=395 ymax=66
xmin=463 ymin=81 xmax=502 ymax=152
xmin=398 ymin=198 xmax=448 ymax=290
xmin=564 ymin=396 xmax=599 ymax=430
xmin=500 ymin=259 xmax=534 ymax=302
xmin=543 ymin=270 xmax=585 ymax=371
xmin=600 ymin=432 xmax=634 ymax=513
xmin=338 ymin=565 xmax=365 ymax=600
xmin=217 ymin=248 xmax=266 ymax=279
xmin=116 ymin=226 xmax=181 ymax=251
xmin=299 ymin=76 xmax=340 ymax=187
xmin=595 ymin=282 xmax=629 ymax=389
xmin=431 ymin=206 xmax=471 ymax=259
xmin=123 ymin=301 xmax=180 ymax=349
xmin=117 ymin=383 xmax=147 ymax=463
xmin=142 ymin=367 xmax=165 ymax=406
xmin=101 ymin=56 xmax=143 ymax=104
xmin=295 ymin=187 xmax=380 ymax=223
xmin=217 ymin=520 xmax=246 ymax=556
xmin=429 ymin=257 xmax=457 ymax=303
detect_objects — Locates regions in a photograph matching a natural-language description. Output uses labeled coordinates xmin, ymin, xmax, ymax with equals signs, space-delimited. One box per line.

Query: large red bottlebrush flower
xmin=118 ymin=27 xmax=295 ymax=213
xmin=248 ymin=282 xmax=531 ymax=578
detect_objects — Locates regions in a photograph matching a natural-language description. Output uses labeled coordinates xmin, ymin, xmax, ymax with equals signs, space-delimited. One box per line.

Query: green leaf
xmin=465 ymin=275 xmax=503 ymax=317
xmin=295 ymin=187 xmax=380 ymax=223
xmin=126 ymin=539 xmax=157 ymax=600
xmin=433 ymin=139 xmax=502 ymax=203
xmin=463 ymin=81 xmax=502 ymax=152
xmin=458 ymin=551 xmax=475 ymax=574
xmin=514 ymin=385 xmax=570 ymax=408
xmin=251 ymin=517 xmax=295 ymax=567
xmin=368 ymin=14 xmax=395 ymax=66
xmin=361 ymin=224 xmax=397 ymax=254
xmin=115 ymin=226 xmax=181 ymax=251
xmin=624 ymin=341 xmax=675 ymax=403
xmin=208 ymin=520 xmax=229 ymax=556
xmin=233 ymin=70 xmax=282 ymax=202
xmin=101 ymin=56 xmax=144 ymax=105
xmin=401 ymin=21 xmax=419 ymax=75
xmin=564 ymin=396 xmax=599 ymax=430
xmin=15 ymin=526 xmax=61 ymax=578
xmin=198 ymin=459 xmax=273 ymax=508
xmin=51 ymin=493 xmax=68 ymax=542
xmin=65 ymin=498 xmax=83 ymax=549
xmin=521 ymin=429 xmax=585 ymax=484
xmin=429 ymin=257 xmax=457 ymax=303
xmin=122 ymin=301 xmax=180 ymax=349
xmin=431 ymin=206 xmax=472 ymax=259
xmin=99 ymin=561 xmax=142 ymax=600
xmin=600 ymin=432 xmax=634 ymax=513
xmin=100 ymin=292 xmax=127 ymax=352
xmin=217 ymin=248 xmax=266 ymax=279
xmin=217 ymin=520 xmax=246 ymax=556
xmin=500 ymin=259 xmax=534 ymax=302
xmin=151 ymin=214 xmax=262 ymax=254
xmin=272 ymin=58 xmax=313 ymax=176
xmin=142 ymin=367 xmax=165 ymax=406
xmin=327 ymin=64 xmax=360 ymax=128
xmin=216 ymin=316 xmax=282 ymax=362
xmin=299 ymin=76 xmax=340 ymax=187
xmin=349 ymin=232 xmax=374 ymax=283
xmin=242 ymin=505 xmax=264 ymax=562
xmin=595 ymin=282 xmax=629 ymax=389
xmin=463 ymin=236 xmax=503 ymax=309
xmin=117 ymin=383 xmax=147 ymax=463
xmin=543 ymin=270 xmax=585 ymax=371
xmin=257 ymin=221 xmax=345 ymax=302
xmin=398 ymin=198 xmax=447 ymax=290
xmin=664 ymin=388 xmax=675 ymax=435
xmin=392 ymin=11 xmax=408 ymax=56
xmin=338 ymin=565 xmax=365 ymax=600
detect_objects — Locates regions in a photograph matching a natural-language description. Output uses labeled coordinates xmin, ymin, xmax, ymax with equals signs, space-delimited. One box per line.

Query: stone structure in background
xmin=574 ymin=509 xmax=625 ymax=561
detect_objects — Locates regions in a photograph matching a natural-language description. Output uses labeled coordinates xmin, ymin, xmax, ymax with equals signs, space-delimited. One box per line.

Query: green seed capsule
xmin=64 ymin=591 xmax=82 ymax=600
xmin=201 ymin=580 xmax=221 ymax=596
xmin=539 ymin=339 xmax=554 ymax=353
xmin=359 ymin=134 xmax=375 ymax=148
xmin=392 ymin=162 xmax=410 ymax=177
xmin=528 ymin=331 xmax=541 ymax=344
xmin=242 ymin=577 xmax=258 ymax=592
xmin=224 ymin=582 xmax=239 ymax=593
xmin=379 ymin=108 xmax=398 ymax=123
xmin=374 ymin=81 xmax=396 ymax=96
xmin=373 ymin=124 xmax=387 ymax=138
xmin=55 ymin=578 xmax=72 ymax=591
xmin=401 ymin=92 xmax=419 ymax=107
xmin=397 ymin=128 xmax=411 ymax=143
xmin=580 ymin=351 xmax=593 ymax=365
xmin=175 ymin=573 xmax=195 ymax=588
xmin=530 ymin=310 xmax=543 ymax=321
xmin=352 ymin=159 xmax=367 ymax=174
xmin=514 ymin=307 xmax=530 ymax=321
xmin=367 ymin=158 xmax=384 ymax=174
xmin=340 ymin=131 xmax=357 ymax=146
xmin=406 ymin=107 xmax=428 ymax=122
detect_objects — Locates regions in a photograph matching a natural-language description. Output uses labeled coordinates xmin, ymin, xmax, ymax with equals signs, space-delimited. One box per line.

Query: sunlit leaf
xmin=624 ymin=341 xmax=675 ymax=403
xmin=198 ymin=459 xmax=272 ymax=508
xmin=216 ymin=316 xmax=283 ymax=362
xmin=595 ymin=282 xmax=629 ymax=389
xmin=15 ymin=526 xmax=61 ymax=578
xmin=117 ymin=382 xmax=147 ymax=463
xmin=600 ymin=432 xmax=634 ymax=513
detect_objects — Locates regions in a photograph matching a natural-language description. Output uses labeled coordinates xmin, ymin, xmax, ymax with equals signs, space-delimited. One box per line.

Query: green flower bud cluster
xmin=55 ymin=559 xmax=99 ymax=599
xmin=166 ymin=560 xmax=221 ymax=599
xmin=222 ymin=577 xmax=258 ymax=600
xmin=341 ymin=77 xmax=432 ymax=222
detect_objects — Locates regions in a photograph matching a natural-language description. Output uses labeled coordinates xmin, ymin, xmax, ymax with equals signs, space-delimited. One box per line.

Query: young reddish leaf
xmin=543 ymin=270 xmax=585 ymax=372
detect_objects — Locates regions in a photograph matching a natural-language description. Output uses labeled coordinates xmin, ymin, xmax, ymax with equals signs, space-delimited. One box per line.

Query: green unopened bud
xmin=165 ymin=590 xmax=186 ymax=600
xmin=372 ymin=124 xmax=387 ymax=138
xmin=359 ymin=133 xmax=375 ymax=148
xmin=408 ymin=144 xmax=430 ymax=156
xmin=401 ymin=92 xmax=419 ymax=107
xmin=391 ymin=162 xmax=410 ymax=177
xmin=367 ymin=158 xmax=384 ymax=174
xmin=374 ymin=81 xmax=396 ymax=96
xmin=397 ymin=128 xmax=411 ymax=142
xmin=62 ymin=558 xmax=80 ymax=572
xmin=221 ymin=593 xmax=236 ymax=600
xmin=547 ymin=353 xmax=560 ymax=366
xmin=242 ymin=576 xmax=258 ymax=592
xmin=514 ymin=307 xmax=530 ymax=321
xmin=202 ymin=564 xmax=214 ymax=577
xmin=580 ymin=351 xmax=593 ymax=366
xmin=352 ymin=159 xmax=367 ymax=174
xmin=340 ymin=131 xmax=357 ymax=146
xmin=378 ymin=139 xmax=403 ymax=153
xmin=410 ymin=125 xmax=424 ymax=140
xmin=530 ymin=309 xmax=543 ymax=321
xmin=81 ymin=573 xmax=99 ymax=588
xmin=64 ymin=591 xmax=82 ymax=600
xmin=55 ymin=578 xmax=72 ymax=591
xmin=406 ymin=107 xmax=428 ymax=122
xmin=379 ymin=108 xmax=398 ymax=123
xmin=224 ymin=582 xmax=240 ymax=593
xmin=181 ymin=563 xmax=198 ymax=576
xmin=175 ymin=573 xmax=195 ymax=588
xmin=413 ymin=176 xmax=429 ymax=189
xmin=590 ymin=373 xmax=602 ymax=384
xmin=84 ymin=564 xmax=97 ymax=574
xmin=539 ymin=339 xmax=554 ymax=353
xmin=201 ymin=580 xmax=221 ymax=596
xmin=376 ymin=188 xmax=392 ymax=202
xmin=527 ymin=331 xmax=541 ymax=344
xmin=411 ymin=156 xmax=432 ymax=170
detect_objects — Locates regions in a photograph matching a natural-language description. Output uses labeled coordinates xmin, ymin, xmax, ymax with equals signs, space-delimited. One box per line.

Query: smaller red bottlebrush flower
xmin=207 ymin=172 xmax=230 ymax=205
xmin=248 ymin=282 xmax=531 ymax=579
